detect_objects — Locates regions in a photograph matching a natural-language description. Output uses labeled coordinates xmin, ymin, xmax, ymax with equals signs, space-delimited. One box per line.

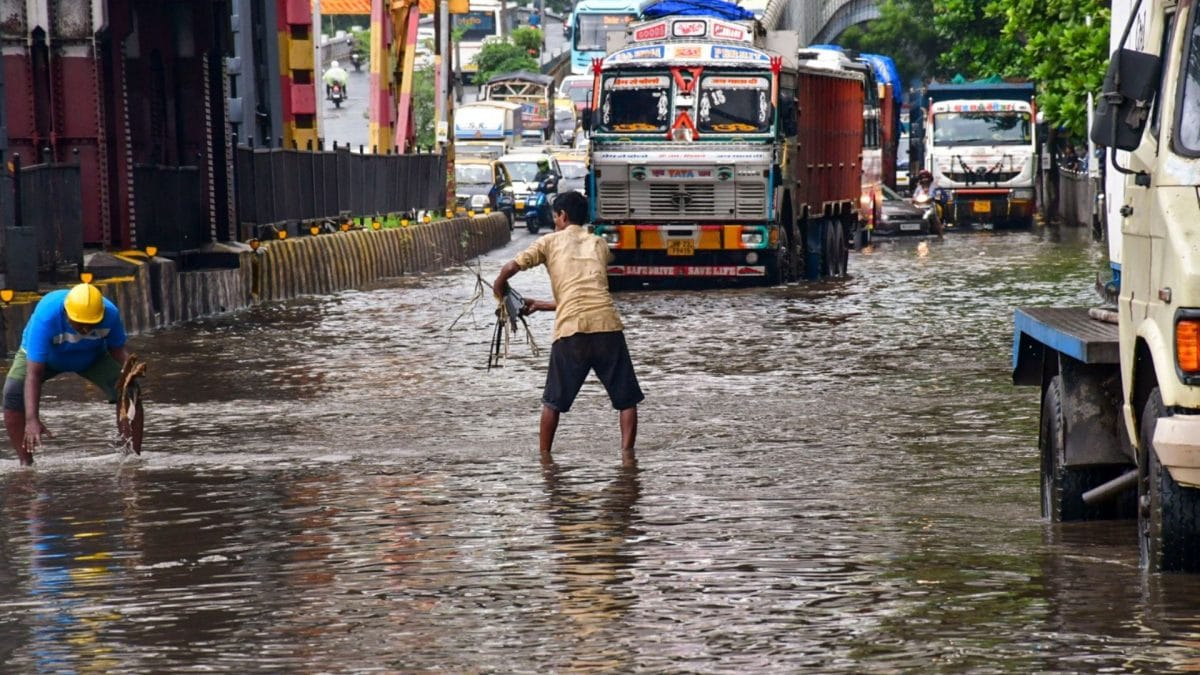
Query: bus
xmin=567 ymin=0 xmax=639 ymax=74
xmin=453 ymin=0 xmax=519 ymax=82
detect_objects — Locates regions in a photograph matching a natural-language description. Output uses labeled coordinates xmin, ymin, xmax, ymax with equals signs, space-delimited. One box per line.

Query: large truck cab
xmin=1011 ymin=0 xmax=1200 ymax=572
xmin=924 ymin=82 xmax=1038 ymax=228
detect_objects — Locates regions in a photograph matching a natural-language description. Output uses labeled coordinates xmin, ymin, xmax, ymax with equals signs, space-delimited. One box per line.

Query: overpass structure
xmin=760 ymin=0 xmax=881 ymax=45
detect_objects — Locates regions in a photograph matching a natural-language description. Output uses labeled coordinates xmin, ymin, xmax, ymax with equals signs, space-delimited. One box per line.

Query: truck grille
xmin=597 ymin=180 xmax=767 ymax=220
xmin=945 ymin=169 xmax=1021 ymax=184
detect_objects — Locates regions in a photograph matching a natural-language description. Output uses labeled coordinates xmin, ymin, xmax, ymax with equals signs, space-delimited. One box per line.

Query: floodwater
xmin=2 ymin=226 xmax=1199 ymax=672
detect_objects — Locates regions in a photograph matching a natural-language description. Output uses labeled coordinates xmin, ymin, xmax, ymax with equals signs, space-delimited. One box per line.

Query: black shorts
xmin=543 ymin=331 xmax=644 ymax=414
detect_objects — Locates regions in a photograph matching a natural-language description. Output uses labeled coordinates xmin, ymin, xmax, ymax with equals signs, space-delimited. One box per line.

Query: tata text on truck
xmin=586 ymin=6 xmax=864 ymax=286
xmin=1011 ymin=0 xmax=1200 ymax=571
xmin=923 ymin=80 xmax=1038 ymax=228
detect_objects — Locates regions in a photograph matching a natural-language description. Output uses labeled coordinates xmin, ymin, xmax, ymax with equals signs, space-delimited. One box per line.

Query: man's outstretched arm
xmin=492 ymin=261 xmax=520 ymax=298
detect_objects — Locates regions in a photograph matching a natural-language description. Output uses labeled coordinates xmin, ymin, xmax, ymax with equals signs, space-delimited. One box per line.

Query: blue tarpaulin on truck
xmin=639 ymin=0 xmax=754 ymax=20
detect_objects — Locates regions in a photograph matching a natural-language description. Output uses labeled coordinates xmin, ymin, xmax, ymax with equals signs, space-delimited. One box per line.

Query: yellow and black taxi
xmin=455 ymin=157 xmax=516 ymax=229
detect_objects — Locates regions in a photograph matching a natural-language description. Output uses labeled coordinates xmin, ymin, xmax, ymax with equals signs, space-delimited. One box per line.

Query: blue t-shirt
xmin=21 ymin=289 xmax=127 ymax=373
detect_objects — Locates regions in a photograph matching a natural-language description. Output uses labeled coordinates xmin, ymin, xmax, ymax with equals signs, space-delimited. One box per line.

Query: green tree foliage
xmin=836 ymin=0 xmax=947 ymax=89
xmin=512 ymin=26 xmax=544 ymax=56
xmin=837 ymin=0 xmax=1109 ymax=137
xmin=472 ymin=39 xmax=539 ymax=85
xmin=412 ymin=64 xmax=437 ymax=149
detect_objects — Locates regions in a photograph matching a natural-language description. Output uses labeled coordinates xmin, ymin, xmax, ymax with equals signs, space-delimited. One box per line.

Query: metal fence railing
xmin=234 ymin=145 xmax=446 ymax=239
xmin=3 ymin=151 xmax=84 ymax=290
xmin=134 ymin=165 xmax=205 ymax=256
xmin=1054 ymin=166 xmax=1099 ymax=232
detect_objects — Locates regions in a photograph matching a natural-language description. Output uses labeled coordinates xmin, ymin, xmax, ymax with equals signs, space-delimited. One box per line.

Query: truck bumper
xmin=1154 ymin=415 xmax=1200 ymax=487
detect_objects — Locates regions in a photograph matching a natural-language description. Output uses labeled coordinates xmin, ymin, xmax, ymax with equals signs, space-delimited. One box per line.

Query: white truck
xmin=1011 ymin=0 xmax=1200 ymax=571
xmin=454 ymin=101 xmax=525 ymax=158
xmin=923 ymin=81 xmax=1038 ymax=228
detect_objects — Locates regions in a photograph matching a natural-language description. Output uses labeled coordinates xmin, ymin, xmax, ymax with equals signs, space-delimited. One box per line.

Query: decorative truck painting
xmin=587 ymin=11 xmax=864 ymax=287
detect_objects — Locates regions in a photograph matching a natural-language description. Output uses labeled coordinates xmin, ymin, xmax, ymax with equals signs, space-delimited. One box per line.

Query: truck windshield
xmin=1179 ymin=12 xmax=1200 ymax=152
xmin=698 ymin=75 xmax=772 ymax=134
xmin=598 ymin=74 xmax=671 ymax=133
xmin=575 ymin=13 xmax=635 ymax=51
xmin=456 ymin=165 xmax=494 ymax=185
xmin=933 ymin=112 xmax=1031 ymax=146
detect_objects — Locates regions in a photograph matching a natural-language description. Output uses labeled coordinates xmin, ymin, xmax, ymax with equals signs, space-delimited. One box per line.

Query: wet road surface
xmin=3 ymin=227 xmax=1200 ymax=671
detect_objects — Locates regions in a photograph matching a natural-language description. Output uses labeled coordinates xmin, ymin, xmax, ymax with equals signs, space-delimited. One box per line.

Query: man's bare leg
xmin=4 ymin=410 xmax=32 ymax=465
xmin=539 ymin=405 xmax=560 ymax=461
xmin=619 ymin=406 xmax=638 ymax=467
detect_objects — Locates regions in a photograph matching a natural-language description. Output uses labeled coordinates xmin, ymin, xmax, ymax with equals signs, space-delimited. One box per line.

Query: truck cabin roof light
xmin=1179 ymin=319 xmax=1200 ymax=373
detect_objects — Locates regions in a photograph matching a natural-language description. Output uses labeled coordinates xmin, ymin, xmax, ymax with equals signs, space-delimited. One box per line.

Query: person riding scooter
xmin=526 ymin=159 xmax=558 ymax=234
xmin=912 ymin=169 xmax=945 ymax=236
xmin=323 ymin=60 xmax=349 ymax=100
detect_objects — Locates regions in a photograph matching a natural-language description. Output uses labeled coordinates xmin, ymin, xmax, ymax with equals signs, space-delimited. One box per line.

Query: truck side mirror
xmin=581 ymin=107 xmax=592 ymax=133
xmin=1091 ymin=48 xmax=1162 ymax=151
xmin=778 ymin=99 xmax=797 ymax=137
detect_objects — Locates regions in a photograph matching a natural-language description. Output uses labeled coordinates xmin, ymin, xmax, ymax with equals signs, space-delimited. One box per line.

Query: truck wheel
xmin=526 ymin=220 xmax=539 ymax=234
xmin=1040 ymin=375 xmax=1136 ymax=521
xmin=1138 ymin=388 xmax=1200 ymax=571
xmin=768 ymin=227 xmax=792 ymax=284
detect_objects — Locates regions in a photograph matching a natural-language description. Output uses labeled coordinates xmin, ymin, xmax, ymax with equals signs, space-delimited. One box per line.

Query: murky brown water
xmin=3 ymin=227 xmax=1200 ymax=672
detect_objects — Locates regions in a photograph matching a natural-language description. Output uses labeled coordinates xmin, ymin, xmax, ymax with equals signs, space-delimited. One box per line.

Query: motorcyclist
xmin=532 ymin=158 xmax=557 ymax=229
xmin=912 ymin=169 xmax=944 ymax=236
xmin=323 ymin=60 xmax=349 ymax=99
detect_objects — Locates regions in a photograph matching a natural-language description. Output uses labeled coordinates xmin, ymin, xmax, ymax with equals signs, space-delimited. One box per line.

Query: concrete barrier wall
xmin=0 ymin=214 xmax=510 ymax=356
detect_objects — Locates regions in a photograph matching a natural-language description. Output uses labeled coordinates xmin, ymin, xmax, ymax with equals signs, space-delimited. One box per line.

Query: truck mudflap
xmin=1154 ymin=415 xmax=1200 ymax=488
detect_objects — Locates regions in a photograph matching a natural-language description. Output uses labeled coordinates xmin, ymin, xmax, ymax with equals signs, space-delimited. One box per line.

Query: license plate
xmin=516 ymin=200 xmax=525 ymax=210
xmin=899 ymin=222 xmax=921 ymax=232
xmin=972 ymin=200 xmax=991 ymax=213
xmin=667 ymin=240 xmax=694 ymax=256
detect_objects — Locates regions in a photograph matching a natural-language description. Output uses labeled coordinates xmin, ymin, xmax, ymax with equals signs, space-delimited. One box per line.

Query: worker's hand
xmin=492 ymin=279 xmax=508 ymax=300
xmin=22 ymin=419 xmax=51 ymax=455
xmin=521 ymin=298 xmax=537 ymax=316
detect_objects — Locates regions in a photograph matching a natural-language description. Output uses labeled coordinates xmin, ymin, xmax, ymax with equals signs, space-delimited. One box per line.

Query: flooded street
xmin=3 ymin=226 xmax=1200 ymax=671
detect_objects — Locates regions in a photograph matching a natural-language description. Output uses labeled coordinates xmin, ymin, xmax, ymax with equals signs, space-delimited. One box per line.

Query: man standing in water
xmin=493 ymin=191 xmax=644 ymax=466
xmin=3 ymin=283 xmax=144 ymax=465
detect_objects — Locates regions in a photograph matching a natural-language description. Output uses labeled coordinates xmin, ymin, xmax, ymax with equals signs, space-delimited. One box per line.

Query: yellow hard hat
xmin=64 ymin=283 xmax=104 ymax=324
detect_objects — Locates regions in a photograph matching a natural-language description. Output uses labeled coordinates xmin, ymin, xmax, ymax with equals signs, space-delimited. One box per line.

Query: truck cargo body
xmin=924 ymin=81 xmax=1038 ymax=228
xmin=1012 ymin=0 xmax=1200 ymax=572
xmin=454 ymin=101 xmax=525 ymax=158
xmin=588 ymin=15 xmax=861 ymax=286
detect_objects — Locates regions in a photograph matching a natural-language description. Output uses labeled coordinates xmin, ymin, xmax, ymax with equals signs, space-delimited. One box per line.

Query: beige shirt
xmin=514 ymin=224 xmax=624 ymax=342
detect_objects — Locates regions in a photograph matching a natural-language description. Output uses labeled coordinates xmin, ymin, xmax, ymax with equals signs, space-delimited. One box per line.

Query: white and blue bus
xmin=454 ymin=0 xmax=520 ymax=82
xmin=567 ymin=0 xmax=639 ymax=74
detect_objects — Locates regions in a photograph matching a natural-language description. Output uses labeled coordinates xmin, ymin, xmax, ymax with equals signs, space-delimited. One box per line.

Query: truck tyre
xmin=526 ymin=220 xmax=539 ymax=234
xmin=822 ymin=220 xmax=847 ymax=277
xmin=1138 ymin=388 xmax=1200 ymax=571
xmin=768 ymin=227 xmax=792 ymax=284
xmin=1040 ymin=375 xmax=1136 ymax=521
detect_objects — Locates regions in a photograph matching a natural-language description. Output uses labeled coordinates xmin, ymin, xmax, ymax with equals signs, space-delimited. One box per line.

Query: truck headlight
xmin=470 ymin=194 xmax=488 ymax=209
xmin=1178 ymin=317 xmax=1200 ymax=374
xmin=741 ymin=231 xmax=764 ymax=246
xmin=1011 ymin=188 xmax=1034 ymax=200
xmin=594 ymin=227 xmax=619 ymax=245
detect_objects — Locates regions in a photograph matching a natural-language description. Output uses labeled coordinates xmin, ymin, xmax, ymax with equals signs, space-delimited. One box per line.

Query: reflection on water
xmin=1 ymin=228 xmax=1200 ymax=670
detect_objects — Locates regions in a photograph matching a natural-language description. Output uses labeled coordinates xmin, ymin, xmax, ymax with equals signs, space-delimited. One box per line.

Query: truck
xmin=585 ymin=5 xmax=864 ymax=286
xmin=922 ymin=80 xmax=1038 ymax=228
xmin=1011 ymin=0 xmax=1200 ymax=572
xmin=454 ymin=101 xmax=526 ymax=158
xmin=479 ymin=71 xmax=557 ymax=143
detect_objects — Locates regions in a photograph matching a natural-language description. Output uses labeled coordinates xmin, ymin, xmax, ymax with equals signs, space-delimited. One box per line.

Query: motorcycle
xmin=912 ymin=187 xmax=947 ymax=235
xmin=349 ymin=52 xmax=364 ymax=72
xmin=328 ymin=82 xmax=346 ymax=109
xmin=525 ymin=177 xmax=557 ymax=234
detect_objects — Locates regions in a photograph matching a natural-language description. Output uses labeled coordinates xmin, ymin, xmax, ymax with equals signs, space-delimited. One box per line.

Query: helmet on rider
xmin=537 ymin=158 xmax=550 ymax=172
xmin=330 ymin=60 xmax=340 ymax=69
xmin=917 ymin=169 xmax=933 ymax=184
xmin=64 ymin=283 xmax=105 ymax=324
